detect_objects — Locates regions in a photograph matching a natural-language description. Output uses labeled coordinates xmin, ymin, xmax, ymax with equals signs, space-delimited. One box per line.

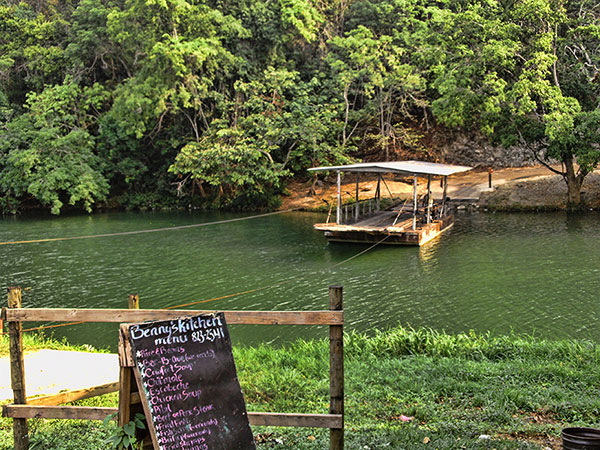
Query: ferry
xmin=309 ymin=161 xmax=472 ymax=246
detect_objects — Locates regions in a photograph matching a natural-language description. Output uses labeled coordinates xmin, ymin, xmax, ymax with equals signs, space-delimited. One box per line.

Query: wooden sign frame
xmin=119 ymin=325 xmax=158 ymax=448
xmin=118 ymin=325 xmax=154 ymax=448
xmin=118 ymin=315 xmax=256 ymax=450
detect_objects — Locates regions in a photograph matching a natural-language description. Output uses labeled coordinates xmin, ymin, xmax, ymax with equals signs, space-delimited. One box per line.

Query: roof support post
xmin=441 ymin=176 xmax=448 ymax=217
xmin=376 ymin=174 xmax=381 ymax=211
xmin=355 ymin=173 xmax=360 ymax=221
xmin=336 ymin=171 xmax=342 ymax=224
xmin=426 ymin=175 xmax=432 ymax=224
xmin=412 ymin=175 xmax=418 ymax=230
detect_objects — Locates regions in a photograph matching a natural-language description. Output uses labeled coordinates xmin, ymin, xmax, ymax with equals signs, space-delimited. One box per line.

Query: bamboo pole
xmin=329 ymin=286 xmax=344 ymax=450
xmin=7 ymin=287 xmax=29 ymax=450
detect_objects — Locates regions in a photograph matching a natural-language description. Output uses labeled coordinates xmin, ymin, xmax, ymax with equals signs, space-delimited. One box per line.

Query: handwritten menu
xmin=127 ymin=313 xmax=256 ymax=450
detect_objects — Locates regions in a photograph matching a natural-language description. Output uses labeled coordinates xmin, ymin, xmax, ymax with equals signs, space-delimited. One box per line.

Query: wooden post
xmin=412 ymin=176 xmax=418 ymax=230
xmin=441 ymin=176 xmax=448 ymax=217
xmin=376 ymin=173 xmax=381 ymax=211
xmin=128 ymin=294 xmax=139 ymax=310
xmin=7 ymin=287 xmax=29 ymax=450
xmin=336 ymin=171 xmax=342 ymax=225
xmin=118 ymin=295 xmax=139 ymax=427
xmin=426 ymin=175 xmax=432 ymax=224
xmin=329 ymin=286 xmax=344 ymax=450
xmin=355 ymin=173 xmax=360 ymax=221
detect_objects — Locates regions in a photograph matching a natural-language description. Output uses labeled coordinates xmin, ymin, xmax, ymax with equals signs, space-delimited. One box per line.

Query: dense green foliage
xmin=1 ymin=0 xmax=600 ymax=213
xmin=2 ymin=327 xmax=600 ymax=448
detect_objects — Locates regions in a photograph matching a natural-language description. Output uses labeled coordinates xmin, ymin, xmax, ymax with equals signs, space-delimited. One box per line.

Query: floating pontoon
xmin=309 ymin=161 xmax=472 ymax=246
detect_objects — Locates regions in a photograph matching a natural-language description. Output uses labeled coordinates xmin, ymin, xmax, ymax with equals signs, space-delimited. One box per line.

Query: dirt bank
xmin=282 ymin=164 xmax=600 ymax=212
xmin=479 ymin=172 xmax=600 ymax=211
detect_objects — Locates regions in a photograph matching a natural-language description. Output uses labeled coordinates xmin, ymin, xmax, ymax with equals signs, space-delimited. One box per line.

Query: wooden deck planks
xmin=315 ymin=212 xmax=455 ymax=246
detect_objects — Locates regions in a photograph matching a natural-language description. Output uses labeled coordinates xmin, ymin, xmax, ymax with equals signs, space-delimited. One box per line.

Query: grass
xmin=1 ymin=327 xmax=599 ymax=449
xmin=0 ymin=333 xmax=106 ymax=357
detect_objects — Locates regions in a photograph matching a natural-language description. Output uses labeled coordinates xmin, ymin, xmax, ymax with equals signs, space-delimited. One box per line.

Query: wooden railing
xmin=338 ymin=198 xmax=380 ymax=224
xmin=2 ymin=286 xmax=344 ymax=450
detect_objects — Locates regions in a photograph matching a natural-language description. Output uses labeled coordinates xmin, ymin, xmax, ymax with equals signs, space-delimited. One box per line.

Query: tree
xmin=0 ymin=79 xmax=109 ymax=214
xmin=427 ymin=0 xmax=600 ymax=208
xmin=169 ymin=67 xmax=348 ymax=206
xmin=328 ymin=17 xmax=426 ymax=159
xmin=0 ymin=2 xmax=68 ymax=104
xmin=65 ymin=0 xmax=122 ymax=84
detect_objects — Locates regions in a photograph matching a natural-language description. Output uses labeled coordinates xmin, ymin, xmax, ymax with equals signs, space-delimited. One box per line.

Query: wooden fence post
xmin=7 ymin=286 xmax=29 ymax=450
xmin=329 ymin=286 xmax=344 ymax=450
xmin=128 ymin=294 xmax=140 ymax=310
xmin=118 ymin=295 xmax=139 ymax=427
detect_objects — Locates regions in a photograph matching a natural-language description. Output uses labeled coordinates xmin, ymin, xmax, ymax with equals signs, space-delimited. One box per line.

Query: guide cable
xmin=0 ymin=208 xmax=301 ymax=246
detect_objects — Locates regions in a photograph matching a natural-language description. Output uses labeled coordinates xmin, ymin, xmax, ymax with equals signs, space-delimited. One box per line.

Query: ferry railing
xmin=338 ymin=198 xmax=380 ymax=224
xmin=2 ymin=286 xmax=345 ymax=450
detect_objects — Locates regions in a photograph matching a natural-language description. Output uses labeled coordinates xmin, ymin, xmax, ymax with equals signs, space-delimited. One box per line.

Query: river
xmin=1 ymin=210 xmax=599 ymax=350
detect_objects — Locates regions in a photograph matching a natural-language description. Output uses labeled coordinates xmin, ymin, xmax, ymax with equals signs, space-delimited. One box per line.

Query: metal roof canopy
xmin=309 ymin=160 xmax=472 ymax=177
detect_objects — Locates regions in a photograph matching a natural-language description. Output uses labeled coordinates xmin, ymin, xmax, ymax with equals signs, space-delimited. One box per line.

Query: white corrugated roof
xmin=308 ymin=161 xmax=472 ymax=177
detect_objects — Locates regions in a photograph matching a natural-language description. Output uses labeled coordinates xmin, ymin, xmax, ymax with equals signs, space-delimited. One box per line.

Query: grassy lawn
xmin=0 ymin=327 xmax=598 ymax=449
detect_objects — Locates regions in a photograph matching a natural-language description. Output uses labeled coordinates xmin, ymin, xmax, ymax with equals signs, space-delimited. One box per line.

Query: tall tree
xmin=428 ymin=0 xmax=600 ymax=208
xmin=169 ymin=67 xmax=347 ymax=207
xmin=328 ymin=0 xmax=427 ymax=160
xmin=0 ymin=79 xmax=109 ymax=213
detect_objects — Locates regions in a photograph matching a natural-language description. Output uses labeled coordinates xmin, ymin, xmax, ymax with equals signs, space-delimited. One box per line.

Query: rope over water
xmin=0 ymin=208 xmax=301 ymax=246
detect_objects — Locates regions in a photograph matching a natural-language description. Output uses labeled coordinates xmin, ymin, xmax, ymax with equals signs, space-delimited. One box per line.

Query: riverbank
xmin=479 ymin=173 xmax=600 ymax=211
xmin=1 ymin=329 xmax=598 ymax=449
xmin=282 ymin=165 xmax=600 ymax=212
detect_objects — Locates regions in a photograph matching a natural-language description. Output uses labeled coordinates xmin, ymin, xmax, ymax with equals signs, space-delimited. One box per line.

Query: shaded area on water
xmin=1 ymin=210 xmax=599 ymax=351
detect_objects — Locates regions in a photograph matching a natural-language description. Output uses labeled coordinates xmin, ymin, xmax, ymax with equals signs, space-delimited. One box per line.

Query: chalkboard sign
xmin=126 ymin=313 xmax=256 ymax=450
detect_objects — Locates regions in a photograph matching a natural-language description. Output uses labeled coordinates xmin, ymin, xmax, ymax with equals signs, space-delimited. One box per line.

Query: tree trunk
xmin=563 ymin=155 xmax=585 ymax=210
xmin=342 ymin=84 xmax=350 ymax=148
xmin=308 ymin=174 xmax=318 ymax=196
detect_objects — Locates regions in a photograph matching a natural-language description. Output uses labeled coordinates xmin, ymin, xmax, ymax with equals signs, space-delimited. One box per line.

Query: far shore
xmin=281 ymin=165 xmax=600 ymax=212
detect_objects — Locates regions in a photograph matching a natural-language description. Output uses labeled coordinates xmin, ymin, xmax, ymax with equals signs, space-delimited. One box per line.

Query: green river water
xmin=1 ymin=210 xmax=599 ymax=350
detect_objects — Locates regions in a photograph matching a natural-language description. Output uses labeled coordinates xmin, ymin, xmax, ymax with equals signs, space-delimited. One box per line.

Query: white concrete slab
xmin=0 ymin=350 xmax=119 ymax=401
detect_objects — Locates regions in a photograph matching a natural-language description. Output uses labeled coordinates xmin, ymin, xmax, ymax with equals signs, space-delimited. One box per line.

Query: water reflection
xmin=417 ymin=236 xmax=441 ymax=269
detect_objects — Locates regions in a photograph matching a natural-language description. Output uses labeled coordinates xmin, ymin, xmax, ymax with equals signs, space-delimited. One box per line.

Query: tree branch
xmin=532 ymin=151 xmax=565 ymax=176
xmin=552 ymin=23 xmax=561 ymax=90
xmin=518 ymin=130 xmax=565 ymax=176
